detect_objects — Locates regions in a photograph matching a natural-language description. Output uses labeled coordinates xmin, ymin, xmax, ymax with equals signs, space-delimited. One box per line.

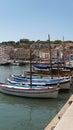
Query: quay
xmin=44 ymin=95 xmax=73 ymax=130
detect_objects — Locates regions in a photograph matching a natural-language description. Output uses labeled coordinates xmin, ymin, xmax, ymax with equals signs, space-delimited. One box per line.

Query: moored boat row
xmin=0 ymin=35 xmax=73 ymax=99
xmin=0 ymin=71 xmax=71 ymax=99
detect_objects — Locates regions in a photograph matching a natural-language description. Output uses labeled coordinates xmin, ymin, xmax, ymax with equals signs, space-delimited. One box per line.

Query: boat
xmin=65 ymin=54 xmax=73 ymax=70
xmin=0 ymin=60 xmax=11 ymax=66
xmin=33 ymin=64 xmax=50 ymax=69
xmin=33 ymin=63 xmax=63 ymax=70
xmin=9 ymin=74 xmax=68 ymax=80
xmin=0 ymin=83 xmax=59 ymax=98
xmin=0 ymin=58 xmax=11 ymax=66
xmin=32 ymin=65 xmax=72 ymax=77
xmin=65 ymin=60 xmax=73 ymax=70
xmin=0 ymin=62 xmax=11 ymax=66
xmin=7 ymin=74 xmax=71 ymax=91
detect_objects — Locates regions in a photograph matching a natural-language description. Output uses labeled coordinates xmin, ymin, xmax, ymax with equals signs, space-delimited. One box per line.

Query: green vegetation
xmin=0 ymin=39 xmax=73 ymax=47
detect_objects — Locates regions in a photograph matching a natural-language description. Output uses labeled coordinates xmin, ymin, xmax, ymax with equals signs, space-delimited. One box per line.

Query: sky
xmin=0 ymin=0 xmax=73 ymax=42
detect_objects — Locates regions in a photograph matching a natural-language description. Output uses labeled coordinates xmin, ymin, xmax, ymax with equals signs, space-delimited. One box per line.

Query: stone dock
xmin=44 ymin=95 xmax=73 ymax=130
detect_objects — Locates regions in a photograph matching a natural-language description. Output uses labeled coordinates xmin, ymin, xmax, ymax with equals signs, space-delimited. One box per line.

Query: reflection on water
xmin=0 ymin=66 xmax=72 ymax=130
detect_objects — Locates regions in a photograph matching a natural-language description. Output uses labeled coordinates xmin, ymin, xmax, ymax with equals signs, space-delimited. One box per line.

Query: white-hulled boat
xmin=0 ymin=83 xmax=59 ymax=98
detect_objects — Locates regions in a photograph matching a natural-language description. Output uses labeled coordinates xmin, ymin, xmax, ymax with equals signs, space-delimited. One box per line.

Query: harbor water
xmin=0 ymin=65 xmax=72 ymax=130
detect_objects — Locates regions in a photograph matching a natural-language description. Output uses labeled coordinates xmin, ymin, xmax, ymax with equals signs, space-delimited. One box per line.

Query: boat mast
xmin=62 ymin=36 xmax=65 ymax=68
xmin=29 ymin=45 xmax=32 ymax=88
xmin=48 ymin=34 xmax=52 ymax=77
xmin=57 ymin=49 xmax=60 ymax=77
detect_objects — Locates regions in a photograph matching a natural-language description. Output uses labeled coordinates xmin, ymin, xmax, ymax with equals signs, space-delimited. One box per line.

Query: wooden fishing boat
xmin=0 ymin=83 xmax=59 ymax=98
xmin=7 ymin=75 xmax=71 ymax=91
xmin=31 ymin=66 xmax=72 ymax=77
xmin=9 ymin=74 xmax=69 ymax=81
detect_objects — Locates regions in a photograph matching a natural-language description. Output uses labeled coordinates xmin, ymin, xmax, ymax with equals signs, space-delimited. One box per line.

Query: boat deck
xmin=44 ymin=95 xmax=73 ymax=130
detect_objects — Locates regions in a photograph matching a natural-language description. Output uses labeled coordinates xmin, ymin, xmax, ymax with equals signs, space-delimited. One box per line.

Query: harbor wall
xmin=44 ymin=95 xmax=73 ymax=130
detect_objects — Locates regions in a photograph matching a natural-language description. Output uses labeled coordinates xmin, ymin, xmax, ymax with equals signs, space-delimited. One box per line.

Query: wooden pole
xmin=57 ymin=49 xmax=60 ymax=77
xmin=29 ymin=46 xmax=32 ymax=88
xmin=48 ymin=34 xmax=52 ymax=77
xmin=62 ymin=36 xmax=65 ymax=68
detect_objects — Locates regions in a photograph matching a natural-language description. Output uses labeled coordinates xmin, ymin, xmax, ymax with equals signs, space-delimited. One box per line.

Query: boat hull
xmin=59 ymin=79 xmax=70 ymax=90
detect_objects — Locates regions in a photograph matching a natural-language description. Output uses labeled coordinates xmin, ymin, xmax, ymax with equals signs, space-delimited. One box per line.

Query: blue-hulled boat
xmin=7 ymin=74 xmax=71 ymax=91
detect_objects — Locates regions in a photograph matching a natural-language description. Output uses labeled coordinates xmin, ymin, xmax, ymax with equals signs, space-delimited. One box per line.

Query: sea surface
xmin=0 ymin=65 xmax=72 ymax=130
